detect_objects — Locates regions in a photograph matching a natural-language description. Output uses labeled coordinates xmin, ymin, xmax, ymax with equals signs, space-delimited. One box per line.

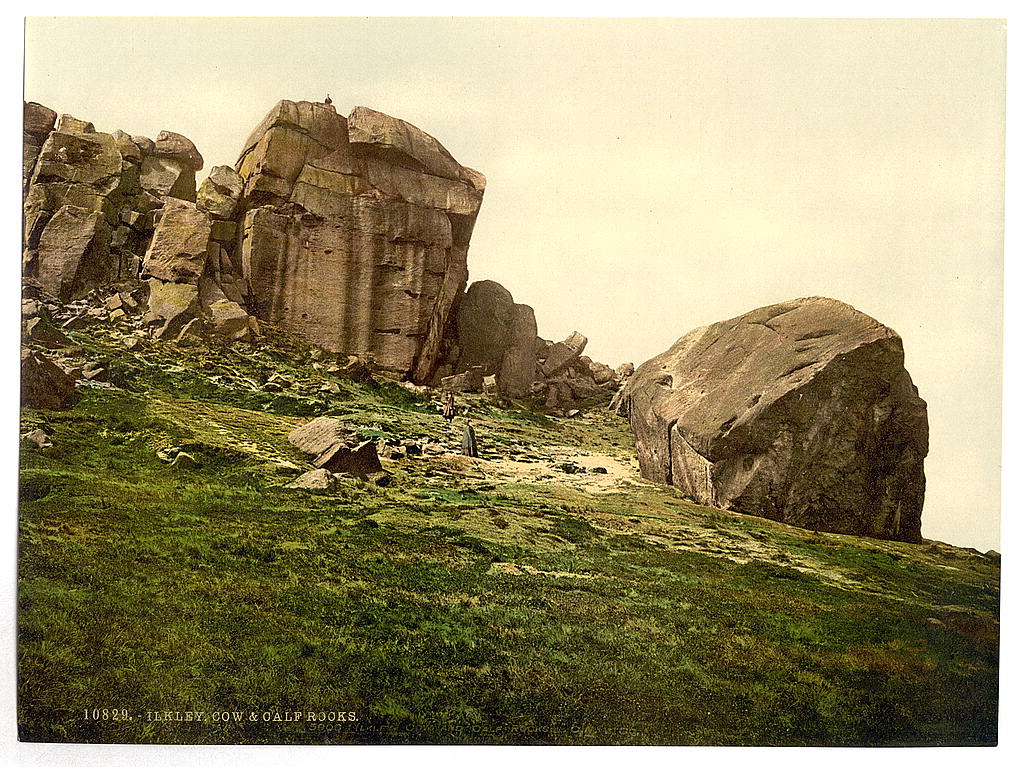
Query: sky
xmin=20 ymin=17 xmax=1006 ymax=552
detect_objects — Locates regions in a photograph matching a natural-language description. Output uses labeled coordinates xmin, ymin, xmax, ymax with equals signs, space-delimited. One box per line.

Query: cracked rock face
xmin=235 ymin=100 xmax=485 ymax=380
xmin=614 ymin=297 xmax=929 ymax=543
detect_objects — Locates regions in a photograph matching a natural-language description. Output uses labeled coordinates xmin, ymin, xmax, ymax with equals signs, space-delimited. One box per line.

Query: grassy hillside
xmin=18 ymin=320 xmax=999 ymax=745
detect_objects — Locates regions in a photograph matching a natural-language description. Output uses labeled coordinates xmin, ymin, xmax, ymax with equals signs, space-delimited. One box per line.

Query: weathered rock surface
xmin=33 ymin=205 xmax=112 ymax=301
xmin=197 ymin=165 xmax=243 ymax=219
xmin=145 ymin=279 xmax=200 ymax=339
xmin=455 ymin=280 xmax=516 ymax=371
xmin=21 ymin=347 xmax=80 ymax=410
xmin=541 ymin=331 xmax=588 ymax=377
xmin=142 ymin=199 xmax=213 ymax=283
xmin=289 ymin=417 xmax=351 ymax=456
xmin=285 ymin=468 xmax=338 ymax=491
xmin=314 ymin=440 xmax=383 ymax=478
xmin=613 ymin=297 xmax=928 ymax=543
xmin=22 ymin=102 xmax=205 ymax=304
xmin=23 ymin=102 xmax=57 ymax=192
xmin=235 ymin=100 xmax=484 ymax=380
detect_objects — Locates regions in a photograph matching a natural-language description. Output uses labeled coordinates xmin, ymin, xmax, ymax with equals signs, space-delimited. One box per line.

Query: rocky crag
xmin=21 ymin=101 xmax=931 ymax=543
xmin=613 ymin=297 xmax=929 ymax=543
xmin=22 ymin=99 xmax=622 ymax=415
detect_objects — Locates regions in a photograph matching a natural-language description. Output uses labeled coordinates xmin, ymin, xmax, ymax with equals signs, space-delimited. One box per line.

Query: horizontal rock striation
xmin=613 ymin=297 xmax=928 ymax=543
xmin=235 ymin=100 xmax=485 ymax=380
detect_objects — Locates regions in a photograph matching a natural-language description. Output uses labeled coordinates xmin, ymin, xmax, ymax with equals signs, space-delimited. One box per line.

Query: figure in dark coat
xmin=462 ymin=422 xmax=478 ymax=458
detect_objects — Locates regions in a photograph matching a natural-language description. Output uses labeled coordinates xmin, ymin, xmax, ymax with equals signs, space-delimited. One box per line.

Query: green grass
xmin=17 ymin=323 xmax=999 ymax=745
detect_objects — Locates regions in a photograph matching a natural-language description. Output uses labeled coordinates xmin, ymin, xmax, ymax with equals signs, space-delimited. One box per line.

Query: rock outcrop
xmin=22 ymin=103 xmax=255 ymax=343
xmin=235 ymin=100 xmax=485 ymax=381
xmin=613 ymin=297 xmax=928 ymax=543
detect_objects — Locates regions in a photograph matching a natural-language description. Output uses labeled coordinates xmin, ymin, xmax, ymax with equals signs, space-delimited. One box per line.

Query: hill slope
xmin=18 ymin=319 xmax=999 ymax=745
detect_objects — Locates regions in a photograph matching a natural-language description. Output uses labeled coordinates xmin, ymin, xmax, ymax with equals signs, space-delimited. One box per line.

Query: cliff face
xmin=613 ymin=297 xmax=929 ymax=543
xmin=234 ymin=100 xmax=485 ymax=381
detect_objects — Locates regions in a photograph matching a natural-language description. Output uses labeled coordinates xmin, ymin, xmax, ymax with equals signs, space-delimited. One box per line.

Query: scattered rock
xmin=289 ymin=417 xmax=352 ymax=455
xmin=23 ymin=316 xmax=70 ymax=349
xmin=22 ymin=428 xmax=53 ymax=449
xmin=555 ymin=461 xmax=586 ymax=474
xmin=540 ymin=331 xmax=588 ymax=377
xmin=285 ymin=468 xmax=338 ymax=491
xmin=441 ymin=369 xmax=484 ymax=393
xmin=366 ymin=470 xmax=392 ymax=487
xmin=169 ymin=452 xmax=199 ymax=469
xmin=21 ymin=347 xmax=80 ymax=410
xmin=314 ymin=440 xmax=383 ymax=478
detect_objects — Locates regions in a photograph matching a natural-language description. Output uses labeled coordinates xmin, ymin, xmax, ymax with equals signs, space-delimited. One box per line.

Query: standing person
xmin=462 ymin=420 xmax=478 ymax=458
xmin=442 ymin=391 xmax=456 ymax=422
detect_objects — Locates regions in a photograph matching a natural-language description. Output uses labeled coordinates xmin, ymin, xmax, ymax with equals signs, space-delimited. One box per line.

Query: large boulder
xmin=235 ymin=99 xmax=484 ymax=381
xmin=145 ymin=279 xmax=201 ymax=339
xmin=21 ymin=347 xmax=80 ymax=410
xmin=153 ymin=130 xmax=204 ymax=171
xmin=498 ymin=303 xmax=539 ymax=397
xmin=288 ymin=417 xmax=351 ymax=456
xmin=197 ymin=165 xmax=244 ymax=219
xmin=455 ymin=280 xmax=516 ymax=372
xmin=613 ymin=297 xmax=928 ymax=543
xmin=141 ymin=199 xmax=213 ymax=283
xmin=540 ymin=331 xmax=588 ymax=377
xmin=33 ymin=205 xmax=113 ymax=301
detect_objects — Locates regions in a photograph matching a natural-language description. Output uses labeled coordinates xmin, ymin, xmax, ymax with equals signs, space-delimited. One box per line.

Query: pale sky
xmin=22 ymin=17 xmax=1005 ymax=551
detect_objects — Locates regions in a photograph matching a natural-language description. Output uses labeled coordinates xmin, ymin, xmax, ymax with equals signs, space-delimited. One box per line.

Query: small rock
xmin=403 ymin=442 xmax=422 ymax=456
xmin=367 ymin=471 xmax=392 ymax=487
xmin=589 ymin=466 xmax=609 ymax=474
xmin=319 ymin=381 xmax=343 ymax=395
xmin=555 ymin=461 xmax=586 ymax=474
xmin=169 ymin=452 xmax=199 ymax=469
xmin=21 ymin=428 xmax=53 ymax=449
xmin=266 ymin=373 xmax=292 ymax=388
xmin=124 ymin=338 xmax=145 ymax=352
xmin=285 ymin=468 xmax=337 ymax=491
xmin=24 ymin=317 xmax=70 ymax=349
xmin=60 ymin=314 xmax=92 ymax=331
